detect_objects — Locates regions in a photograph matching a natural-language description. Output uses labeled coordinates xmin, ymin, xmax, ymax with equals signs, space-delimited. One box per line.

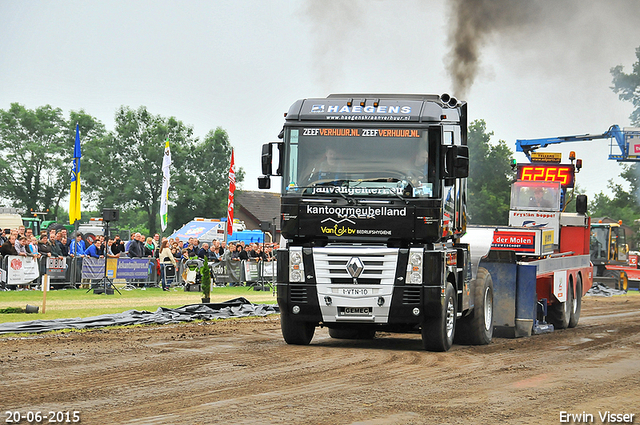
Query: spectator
xmin=128 ymin=233 xmax=143 ymax=258
xmin=38 ymin=235 xmax=52 ymax=257
xmin=209 ymin=242 xmax=221 ymax=261
xmin=144 ymin=237 xmax=155 ymax=257
xmin=48 ymin=234 xmax=63 ymax=258
xmin=153 ymin=233 xmax=160 ymax=250
xmin=69 ymin=233 xmax=86 ymax=257
xmin=171 ymin=246 xmax=180 ymax=259
xmin=85 ymin=239 xmax=104 ymax=258
xmin=111 ymin=235 xmax=125 ymax=256
xmin=125 ymin=233 xmax=136 ymax=255
xmin=57 ymin=234 xmax=69 ymax=257
xmin=28 ymin=236 xmax=40 ymax=257
xmin=0 ymin=234 xmax=18 ymax=256
xmin=231 ymin=243 xmax=242 ymax=261
xmin=197 ymin=243 xmax=210 ymax=260
xmin=222 ymin=242 xmax=235 ymax=261
xmin=239 ymin=244 xmax=250 ymax=261
xmin=158 ymin=239 xmax=177 ymax=291
xmin=219 ymin=240 xmax=226 ymax=257
xmin=17 ymin=225 xmax=25 ymax=238
xmin=15 ymin=236 xmax=29 ymax=256
xmin=0 ymin=229 xmax=8 ymax=245
xmin=186 ymin=239 xmax=198 ymax=258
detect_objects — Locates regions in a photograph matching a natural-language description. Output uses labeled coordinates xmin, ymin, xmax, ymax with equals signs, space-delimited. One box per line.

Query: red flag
xmin=227 ymin=150 xmax=236 ymax=236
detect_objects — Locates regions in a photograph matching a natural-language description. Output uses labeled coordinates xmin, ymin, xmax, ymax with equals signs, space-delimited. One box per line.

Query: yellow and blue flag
xmin=69 ymin=124 xmax=81 ymax=224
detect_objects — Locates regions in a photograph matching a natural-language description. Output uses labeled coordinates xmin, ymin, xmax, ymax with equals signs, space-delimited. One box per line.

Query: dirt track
xmin=1 ymin=294 xmax=640 ymax=425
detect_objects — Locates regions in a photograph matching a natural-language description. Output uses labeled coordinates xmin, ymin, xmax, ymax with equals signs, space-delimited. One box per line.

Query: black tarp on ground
xmin=0 ymin=297 xmax=279 ymax=335
xmin=586 ymin=282 xmax=628 ymax=297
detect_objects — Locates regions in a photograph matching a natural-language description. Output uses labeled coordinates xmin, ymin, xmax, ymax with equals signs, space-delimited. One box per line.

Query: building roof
xmin=236 ymin=191 xmax=281 ymax=230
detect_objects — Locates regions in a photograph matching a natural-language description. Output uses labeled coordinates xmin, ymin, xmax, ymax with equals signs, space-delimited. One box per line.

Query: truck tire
xmin=603 ymin=269 xmax=621 ymax=290
xmin=328 ymin=327 xmax=376 ymax=340
xmin=454 ymin=267 xmax=493 ymax=345
xmin=548 ymin=279 xmax=573 ymax=329
xmin=568 ymin=275 xmax=582 ymax=328
xmin=84 ymin=232 xmax=97 ymax=245
xmin=421 ymin=282 xmax=456 ymax=352
xmin=280 ymin=311 xmax=315 ymax=345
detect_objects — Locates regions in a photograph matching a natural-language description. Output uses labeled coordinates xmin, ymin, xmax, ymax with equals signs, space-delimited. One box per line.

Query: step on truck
xmin=258 ymin=94 xmax=492 ymax=351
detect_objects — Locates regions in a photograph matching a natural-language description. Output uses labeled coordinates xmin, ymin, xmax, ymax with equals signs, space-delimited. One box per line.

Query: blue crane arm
xmin=515 ymin=125 xmax=626 ymax=161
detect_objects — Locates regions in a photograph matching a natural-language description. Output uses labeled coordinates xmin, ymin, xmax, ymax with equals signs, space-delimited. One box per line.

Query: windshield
xmin=510 ymin=181 xmax=561 ymax=211
xmin=590 ymin=227 xmax=608 ymax=260
xmin=283 ymin=127 xmax=437 ymax=198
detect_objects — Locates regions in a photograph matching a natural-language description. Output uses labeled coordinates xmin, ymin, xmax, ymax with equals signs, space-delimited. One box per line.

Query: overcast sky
xmin=1 ymin=0 xmax=639 ymax=200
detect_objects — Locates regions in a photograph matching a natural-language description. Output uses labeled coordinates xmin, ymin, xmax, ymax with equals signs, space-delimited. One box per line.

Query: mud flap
xmin=479 ymin=251 xmax=537 ymax=338
xmin=479 ymin=252 xmax=517 ymax=337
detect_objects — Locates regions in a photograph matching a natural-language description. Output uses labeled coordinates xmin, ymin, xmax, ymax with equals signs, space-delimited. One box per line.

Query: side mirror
xmin=576 ymin=194 xmax=587 ymax=214
xmin=258 ymin=176 xmax=271 ymax=189
xmin=443 ymin=145 xmax=469 ymax=179
xmin=261 ymin=143 xmax=273 ymax=175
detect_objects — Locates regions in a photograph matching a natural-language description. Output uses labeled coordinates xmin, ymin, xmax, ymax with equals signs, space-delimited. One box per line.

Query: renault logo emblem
xmin=346 ymin=257 xmax=364 ymax=278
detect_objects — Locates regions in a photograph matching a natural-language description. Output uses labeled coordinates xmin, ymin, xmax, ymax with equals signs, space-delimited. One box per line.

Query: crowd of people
xmin=0 ymin=225 xmax=278 ymax=290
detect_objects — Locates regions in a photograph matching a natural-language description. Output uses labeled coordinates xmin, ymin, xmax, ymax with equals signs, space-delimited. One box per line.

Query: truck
xmin=590 ymin=220 xmax=636 ymax=290
xmin=259 ymin=94 xmax=595 ymax=351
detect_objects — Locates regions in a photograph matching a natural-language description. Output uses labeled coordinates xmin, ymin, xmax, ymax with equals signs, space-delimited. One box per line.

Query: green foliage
xmin=610 ymin=46 xmax=640 ymax=126
xmin=467 ymin=119 xmax=515 ymax=225
xmin=200 ymin=260 xmax=212 ymax=299
xmin=81 ymin=106 xmax=243 ymax=235
xmin=0 ymin=104 xmax=105 ymax=217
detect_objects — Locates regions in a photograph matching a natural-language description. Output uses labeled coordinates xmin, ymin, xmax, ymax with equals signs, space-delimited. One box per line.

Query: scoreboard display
xmin=516 ymin=164 xmax=575 ymax=188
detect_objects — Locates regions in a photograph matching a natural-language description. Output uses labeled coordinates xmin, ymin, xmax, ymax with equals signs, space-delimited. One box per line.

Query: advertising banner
xmin=46 ymin=257 xmax=67 ymax=280
xmin=299 ymin=204 xmax=414 ymax=239
xmin=81 ymin=258 xmax=151 ymax=279
xmin=6 ymin=256 xmax=40 ymax=285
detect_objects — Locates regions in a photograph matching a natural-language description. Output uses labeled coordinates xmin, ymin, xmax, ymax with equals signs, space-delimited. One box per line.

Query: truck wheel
xmin=455 ymin=267 xmax=493 ymax=345
xmin=328 ymin=328 xmax=376 ymax=340
xmin=280 ymin=311 xmax=315 ymax=345
xmin=603 ymin=270 xmax=621 ymax=289
xmin=568 ymin=275 xmax=582 ymax=328
xmin=421 ymin=282 xmax=456 ymax=352
xmin=84 ymin=232 xmax=97 ymax=245
xmin=548 ymin=279 xmax=573 ymax=330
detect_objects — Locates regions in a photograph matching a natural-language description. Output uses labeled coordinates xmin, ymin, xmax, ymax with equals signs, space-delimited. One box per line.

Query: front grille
xmin=402 ymin=287 xmax=421 ymax=304
xmin=290 ymin=286 xmax=308 ymax=303
xmin=313 ymin=247 xmax=398 ymax=285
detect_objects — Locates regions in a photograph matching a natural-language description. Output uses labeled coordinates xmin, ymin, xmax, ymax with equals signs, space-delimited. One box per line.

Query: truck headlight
xmin=289 ymin=248 xmax=304 ymax=282
xmin=291 ymin=252 xmax=302 ymax=265
xmin=406 ymin=249 xmax=423 ymax=285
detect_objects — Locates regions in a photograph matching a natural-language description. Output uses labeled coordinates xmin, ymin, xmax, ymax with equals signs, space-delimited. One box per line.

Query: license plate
xmin=342 ymin=288 xmax=369 ymax=296
xmin=339 ymin=307 xmax=372 ymax=316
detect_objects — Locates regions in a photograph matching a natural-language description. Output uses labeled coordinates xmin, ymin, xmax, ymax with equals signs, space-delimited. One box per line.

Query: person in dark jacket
xmin=0 ymin=234 xmax=18 ymax=256
xmin=128 ymin=233 xmax=144 ymax=258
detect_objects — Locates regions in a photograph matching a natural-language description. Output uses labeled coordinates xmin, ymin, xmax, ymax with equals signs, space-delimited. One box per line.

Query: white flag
xmin=160 ymin=139 xmax=171 ymax=232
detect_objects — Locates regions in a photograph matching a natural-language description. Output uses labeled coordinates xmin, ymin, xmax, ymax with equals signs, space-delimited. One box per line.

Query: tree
xmin=0 ymin=103 xmax=105 ymax=218
xmin=467 ymin=119 xmax=515 ymax=225
xmin=82 ymin=106 xmax=243 ymax=235
xmin=611 ymin=46 xmax=640 ymax=126
xmin=171 ymin=127 xmax=245 ymax=227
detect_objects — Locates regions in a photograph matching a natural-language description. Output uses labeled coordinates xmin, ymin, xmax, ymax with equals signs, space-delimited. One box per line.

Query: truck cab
xmin=259 ymin=94 xmax=493 ymax=351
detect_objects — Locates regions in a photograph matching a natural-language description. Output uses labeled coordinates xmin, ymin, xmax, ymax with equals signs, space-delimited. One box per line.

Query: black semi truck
xmin=258 ymin=94 xmax=493 ymax=351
